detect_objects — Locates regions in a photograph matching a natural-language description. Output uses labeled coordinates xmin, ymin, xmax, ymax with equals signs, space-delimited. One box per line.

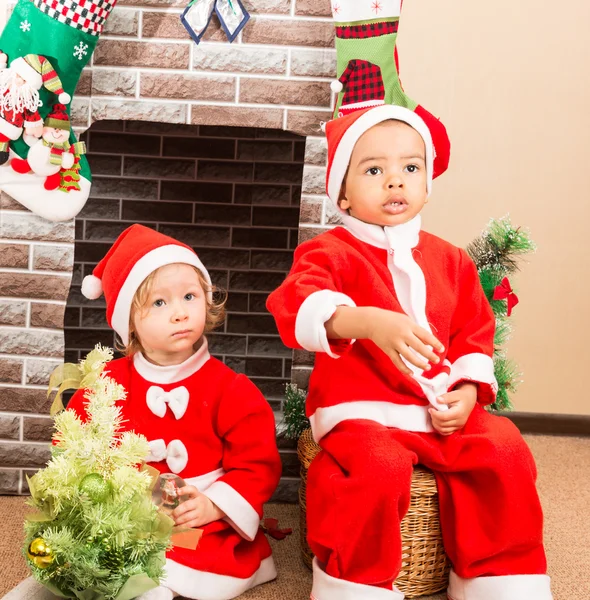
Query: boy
xmin=267 ymin=105 xmax=552 ymax=600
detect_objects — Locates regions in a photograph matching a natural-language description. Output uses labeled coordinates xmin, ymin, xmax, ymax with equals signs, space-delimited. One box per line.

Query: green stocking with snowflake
xmin=0 ymin=0 xmax=115 ymax=221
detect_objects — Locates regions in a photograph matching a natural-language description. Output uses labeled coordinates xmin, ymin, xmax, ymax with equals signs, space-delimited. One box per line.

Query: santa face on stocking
xmin=0 ymin=68 xmax=42 ymax=122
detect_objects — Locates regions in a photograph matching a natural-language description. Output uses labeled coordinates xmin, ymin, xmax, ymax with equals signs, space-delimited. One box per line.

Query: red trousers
xmin=307 ymin=405 xmax=547 ymax=591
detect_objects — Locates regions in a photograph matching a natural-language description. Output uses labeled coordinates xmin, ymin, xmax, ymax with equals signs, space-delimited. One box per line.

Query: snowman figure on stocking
xmin=11 ymin=104 xmax=75 ymax=191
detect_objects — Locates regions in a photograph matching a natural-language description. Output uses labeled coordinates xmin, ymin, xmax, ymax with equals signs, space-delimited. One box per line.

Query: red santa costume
xmin=68 ymin=224 xmax=282 ymax=600
xmin=266 ymin=105 xmax=552 ymax=600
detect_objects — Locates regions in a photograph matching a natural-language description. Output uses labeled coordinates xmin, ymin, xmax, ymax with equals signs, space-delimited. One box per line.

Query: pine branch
xmin=490 ymin=355 xmax=521 ymax=412
xmin=283 ymin=383 xmax=310 ymax=440
xmin=467 ymin=216 xmax=536 ymax=277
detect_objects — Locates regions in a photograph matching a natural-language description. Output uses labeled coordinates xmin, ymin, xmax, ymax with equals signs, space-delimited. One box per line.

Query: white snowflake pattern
xmin=332 ymin=2 xmax=341 ymax=15
xmin=73 ymin=42 xmax=89 ymax=61
xmin=19 ymin=19 xmax=31 ymax=32
xmin=371 ymin=0 xmax=383 ymax=14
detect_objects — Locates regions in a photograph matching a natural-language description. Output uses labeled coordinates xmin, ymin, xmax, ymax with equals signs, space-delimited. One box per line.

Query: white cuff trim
xmin=202 ymin=480 xmax=260 ymax=541
xmin=294 ymin=290 xmax=356 ymax=358
xmin=311 ymin=558 xmax=403 ymax=600
xmin=448 ymin=353 xmax=498 ymax=395
xmin=183 ymin=468 xmax=225 ymax=493
xmin=448 ymin=569 xmax=553 ymax=600
xmin=163 ymin=555 xmax=276 ymax=600
xmin=309 ymin=401 xmax=433 ymax=443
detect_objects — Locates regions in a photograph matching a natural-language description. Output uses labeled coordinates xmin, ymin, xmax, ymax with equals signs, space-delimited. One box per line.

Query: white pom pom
xmin=331 ymin=80 xmax=343 ymax=93
xmin=59 ymin=92 xmax=71 ymax=104
xmin=82 ymin=275 xmax=103 ymax=300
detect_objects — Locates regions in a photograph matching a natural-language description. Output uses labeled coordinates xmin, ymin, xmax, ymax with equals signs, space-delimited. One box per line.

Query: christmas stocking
xmin=0 ymin=0 xmax=117 ymax=222
xmin=330 ymin=0 xmax=450 ymax=178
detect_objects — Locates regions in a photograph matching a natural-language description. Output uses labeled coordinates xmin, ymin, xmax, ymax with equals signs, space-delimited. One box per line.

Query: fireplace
xmin=0 ymin=0 xmax=336 ymax=498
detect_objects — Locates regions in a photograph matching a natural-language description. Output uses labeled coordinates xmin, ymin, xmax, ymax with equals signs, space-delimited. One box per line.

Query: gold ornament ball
xmin=27 ymin=537 xmax=53 ymax=569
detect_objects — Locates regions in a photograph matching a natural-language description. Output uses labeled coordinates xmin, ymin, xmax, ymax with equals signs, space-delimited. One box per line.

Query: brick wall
xmin=0 ymin=0 xmax=338 ymax=498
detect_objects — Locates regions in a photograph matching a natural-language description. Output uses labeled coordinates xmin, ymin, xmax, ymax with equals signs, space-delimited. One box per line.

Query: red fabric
xmin=335 ymin=21 xmax=398 ymax=39
xmin=67 ymin=355 xmax=282 ymax=579
xmin=414 ymin=104 xmax=451 ymax=179
xmin=0 ymin=99 xmax=42 ymax=132
xmin=88 ymin=224 xmax=198 ymax=326
xmin=308 ymin=411 xmax=546 ymax=588
xmin=266 ymin=227 xmax=496 ymax=420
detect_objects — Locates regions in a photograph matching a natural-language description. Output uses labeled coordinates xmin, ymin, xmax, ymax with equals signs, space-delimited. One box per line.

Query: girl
xmin=8 ymin=224 xmax=282 ymax=600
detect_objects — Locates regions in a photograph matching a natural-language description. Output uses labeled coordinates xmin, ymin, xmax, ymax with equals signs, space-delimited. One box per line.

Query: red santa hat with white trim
xmin=325 ymin=0 xmax=450 ymax=212
xmin=81 ymin=224 xmax=212 ymax=345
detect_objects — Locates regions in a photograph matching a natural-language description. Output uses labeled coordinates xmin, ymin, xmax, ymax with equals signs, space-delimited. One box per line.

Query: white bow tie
xmin=146 ymin=385 xmax=189 ymax=420
xmin=146 ymin=439 xmax=189 ymax=474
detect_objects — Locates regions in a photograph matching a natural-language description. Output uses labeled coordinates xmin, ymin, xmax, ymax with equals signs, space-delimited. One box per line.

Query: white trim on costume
xmin=340 ymin=215 xmax=450 ymax=412
xmin=11 ymin=57 xmax=43 ymax=90
xmin=184 ymin=468 xmax=226 ymax=493
xmin=447 ymin=569 xmax=553 ymax=600
xmin=327 ymin=104 xmax=434 ymax=210
xmin=311 ymin=558 xmax=404 ymax=600
xmin=448 ymin=353 xmax=498 ymax=394
xmin=332 ymin=0 xmax=402 ymax=23
xmin=0 ymin=117 xmax=24 ymax=140
xmin=295 ymin=289 xmax=356 ymax=358
xmin=111 ymin=245 xmax=213 ymax=345
xmin=163 ymin=555 xmax=277 ymax=600
xmin=133 ymin=338 xmax=211 ymax=384
xmin=309 ymin=400 xmax=433 ymax=442
xmin=202 ymin=480 xmax=261 ymax=542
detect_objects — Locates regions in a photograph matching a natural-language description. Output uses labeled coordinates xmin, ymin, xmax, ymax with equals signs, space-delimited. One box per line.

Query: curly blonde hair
xmin=118 ymin=265 xmax=226 ymax=357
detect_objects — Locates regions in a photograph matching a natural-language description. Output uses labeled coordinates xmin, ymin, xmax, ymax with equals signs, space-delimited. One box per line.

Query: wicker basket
xmin=297 ymin=428 xmax=450 ymax=598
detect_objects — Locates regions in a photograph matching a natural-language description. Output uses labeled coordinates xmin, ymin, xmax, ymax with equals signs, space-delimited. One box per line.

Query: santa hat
xmin=9 ymin=54 xmax=71 ymax=104
xmin=81 ymin=224 xmax=213 ymax=345
xmin=44 ymin=104 xmax=70 ymax=131
xmin=325 ymin=104 xmax=435 ymax=211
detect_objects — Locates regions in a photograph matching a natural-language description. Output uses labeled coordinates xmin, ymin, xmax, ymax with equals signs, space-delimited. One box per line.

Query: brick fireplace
xmin=0 ymin=0 xmax=338 ymax=500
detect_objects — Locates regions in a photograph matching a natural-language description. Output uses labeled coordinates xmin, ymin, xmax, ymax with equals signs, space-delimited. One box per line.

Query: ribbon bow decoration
xmin=147 ymin=439 xmax=189 ymax=474
xmin=146 ymin=385 xmax=189 ymax=420
xmin=180 ymin=0 xmax=250 ymax=45
xmin=260 ymin=518 xmax=293 ymax=541
xmin=493 ymin=277 xmax=520 ymax=317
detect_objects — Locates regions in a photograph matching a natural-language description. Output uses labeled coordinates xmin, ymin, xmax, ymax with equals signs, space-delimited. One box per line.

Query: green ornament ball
xmin=79 ymin=473 xmax=112 ymax=503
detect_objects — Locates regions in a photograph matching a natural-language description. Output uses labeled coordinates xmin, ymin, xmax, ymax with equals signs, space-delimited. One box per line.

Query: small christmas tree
xmin=466 ymin=216 xmax=536 ymax=411
xmin=283 ymin=217 xmax=536 ymax=437
xmin=24 ymin=345 xmax=173 ymax=600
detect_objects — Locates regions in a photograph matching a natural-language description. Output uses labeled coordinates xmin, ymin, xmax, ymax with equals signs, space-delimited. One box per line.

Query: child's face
xmin=133 ymin=263 xmax=207 ymax=364
xmin=339 ymin=120 xmax=428 ymax=227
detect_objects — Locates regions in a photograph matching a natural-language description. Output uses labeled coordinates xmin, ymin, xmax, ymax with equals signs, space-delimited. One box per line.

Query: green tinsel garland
xmin=24 ymin=345 xmax=174 ymax=600
xmin=283 ymin=216 xmax=536 ymax=436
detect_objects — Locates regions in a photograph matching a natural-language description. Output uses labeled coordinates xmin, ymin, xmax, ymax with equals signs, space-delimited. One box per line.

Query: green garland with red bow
xmin=466 ymin=216 xmax=536 ymax=410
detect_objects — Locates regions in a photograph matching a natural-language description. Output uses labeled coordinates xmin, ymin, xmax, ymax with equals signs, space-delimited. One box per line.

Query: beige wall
xmin=398 ymin=0 xmax=590 ymax=415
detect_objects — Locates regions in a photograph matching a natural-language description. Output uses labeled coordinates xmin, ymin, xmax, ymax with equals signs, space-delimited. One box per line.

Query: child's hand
xmin=367 ymin=309 xmax=445 ymax=375
xmin=172 ymin=486 xmax=226 ymax=528
xmin=428 ymin=383 xmax=478 ymax=436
